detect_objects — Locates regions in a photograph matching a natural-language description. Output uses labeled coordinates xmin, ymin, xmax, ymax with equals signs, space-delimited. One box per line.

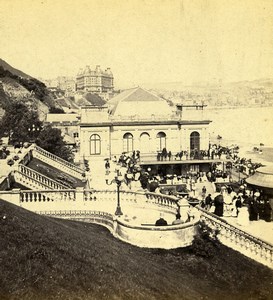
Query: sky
xmin=0 ymin=0 xmax=273 ymax=88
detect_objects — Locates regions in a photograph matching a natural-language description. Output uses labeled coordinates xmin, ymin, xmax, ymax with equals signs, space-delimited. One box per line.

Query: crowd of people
xmin=105 ymin=151 xmax=146 ymax=189
xmin=155 ymin=143 xmax=236 ymax=162
xmin=104 ymin=146 xmax=272 ymax=226
xmin=200 ymin=185 xmax=272 ymax=225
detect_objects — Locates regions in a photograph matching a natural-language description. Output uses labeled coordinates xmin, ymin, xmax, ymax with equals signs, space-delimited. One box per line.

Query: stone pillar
xmin=112 ymin=216 xmax=118 ymax=237
xmin=75 ymin=187 xmax=84 ymax=202
xmin=12 ymin=188 xmax=21 ymax=206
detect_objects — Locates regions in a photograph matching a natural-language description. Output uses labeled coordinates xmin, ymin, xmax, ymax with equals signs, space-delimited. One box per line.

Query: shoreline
xmin=206 ymin=104 xmax=273 ymax=110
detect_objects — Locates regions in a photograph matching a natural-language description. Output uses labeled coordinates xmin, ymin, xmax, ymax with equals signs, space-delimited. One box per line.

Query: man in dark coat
xmin=155 ymin=217 xmax=168 ymax=226
xmin=248 ymin=197 xmax=259 ymax=221
xmin=214 ymin=194 xmax=224 ymax=217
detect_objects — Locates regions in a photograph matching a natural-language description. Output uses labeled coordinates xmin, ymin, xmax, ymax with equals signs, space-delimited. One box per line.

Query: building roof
xmin=56 ymin=98 xmax=79 ymax=109
xmin=46 ymin=113 xmax=79 ymax=123
xmin=108 ymin=87 xmax=173 ymax=117
xmin=246 ymin=166 xmax=273 ymax=189
xmin=84 ymin=93 xmax=106 ymax=106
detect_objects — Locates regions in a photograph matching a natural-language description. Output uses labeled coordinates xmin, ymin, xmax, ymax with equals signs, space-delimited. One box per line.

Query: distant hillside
xmin=0 ymin=58 xmax=33 ymax=79
xmin=144 ymin=79 xmax=273 ymax=107
xmin=0 ymin=199 xmax=272 ymax=300
xmin=0 ymin=59 xmax=61 ymax=120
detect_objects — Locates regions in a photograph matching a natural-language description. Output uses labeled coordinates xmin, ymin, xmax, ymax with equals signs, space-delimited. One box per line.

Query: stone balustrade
xmin=197 ymin=207 xmax=273 ymax=269
xmin=36 ymin=210 xmax=114 ymax=231
xmin=13 ymin=189 xmax=178 ymax=217
xmin=32 ymin=145 xmax=84 ymax=179
xmin=20 ymin=189 xmax=76 ymax=203
xmin=35 ymin=209 xmax=199 ymax=249
xmin=84 ymin=190 xmax=178 ymax=208
xmin=15 ymin=164 xmax=69 ymax=190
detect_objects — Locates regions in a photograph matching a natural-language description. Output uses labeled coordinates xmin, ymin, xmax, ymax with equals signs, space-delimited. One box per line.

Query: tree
xmin=0 ymin=102 xmax=73 ymax=162
xmin=0 ymin=102 xmax=42 ymax=144
xmin=36 ymin=126 xmax=73 ymax=162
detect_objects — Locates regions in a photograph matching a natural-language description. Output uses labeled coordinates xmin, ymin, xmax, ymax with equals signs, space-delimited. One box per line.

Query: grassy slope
xmin=0 ymin=199 xmax=272 ymax=300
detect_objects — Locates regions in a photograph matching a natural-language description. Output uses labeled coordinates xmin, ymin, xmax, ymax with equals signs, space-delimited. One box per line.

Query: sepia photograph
xmin=0 ymin=0 xmax=273 ymax=299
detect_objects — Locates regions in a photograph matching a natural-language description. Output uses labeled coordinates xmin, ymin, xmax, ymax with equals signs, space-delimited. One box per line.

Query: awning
xmin=246 ymin=166 xmax=273 ymax=189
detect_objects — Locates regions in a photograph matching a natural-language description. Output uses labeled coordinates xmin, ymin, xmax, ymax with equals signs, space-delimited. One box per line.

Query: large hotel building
xmin=76 ymin=65 xmax=114 ymax=93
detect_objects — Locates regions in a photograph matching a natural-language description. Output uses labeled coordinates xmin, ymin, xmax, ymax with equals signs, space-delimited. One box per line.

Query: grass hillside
xmin=0 ymin=199 xmax=272 ymax=300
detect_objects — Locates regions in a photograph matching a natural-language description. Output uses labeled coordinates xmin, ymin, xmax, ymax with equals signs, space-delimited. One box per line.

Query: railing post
xmin=75 ymin=187 xmax=84 ymax=202
xmin=11 ymin=188 xmax=21 ymax=206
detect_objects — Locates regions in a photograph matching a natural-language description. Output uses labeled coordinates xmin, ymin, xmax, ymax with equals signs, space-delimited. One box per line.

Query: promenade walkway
xmin=1 ymin=148 xmax=272 ymax=248
xmin=87 ymin=158 xmax=273 ymax=247
xmin=222 ymin=216 xmax=273 ymax=245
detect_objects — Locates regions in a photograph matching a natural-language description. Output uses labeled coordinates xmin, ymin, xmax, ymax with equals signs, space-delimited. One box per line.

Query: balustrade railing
xmin=197 ymin=207 xmax=273 ymax=268
xmin=145 ymin=192 xmax=178 ymax=208
xmin=36 ymin=210 xmax=114 ymax=229
xmin=32 ymin=145 xmax=84 ymax=178
xmin=82 ymin=189 xmax=178 ymax=209
xmin=17 ymin=189 xmax=179 ymax=210
xmin=139 ymin=153 xmax=230 ymax=163
xmin=15 ymin=164 xmax=68 ymax=190
xmin=20 ymin=189 xmax=76 ymax=203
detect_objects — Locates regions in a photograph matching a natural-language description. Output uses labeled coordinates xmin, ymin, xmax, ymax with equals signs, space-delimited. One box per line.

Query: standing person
xmin=249 ymin=196 xmax=259 ymax=221
xmin=105 ymin=159 xmax=110 ymax=175
xmin=214 ymin=193 xmax=224 ymax=217
xmin=235 ymin=195 xmax=242 ymax=217
xmin=205 ymin=194 xmax=212 ymax=211
xmin=264 ymin=199 xmax=272 ymax=222
xmin=237 ymin=204 xmax=250 ymax=226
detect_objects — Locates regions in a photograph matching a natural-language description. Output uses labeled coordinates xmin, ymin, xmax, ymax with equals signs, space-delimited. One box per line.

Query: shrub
xmin=13 ymin=155 xmax=19 ymax=161
xmin=190 ymin=220 xmax=220 ymax=258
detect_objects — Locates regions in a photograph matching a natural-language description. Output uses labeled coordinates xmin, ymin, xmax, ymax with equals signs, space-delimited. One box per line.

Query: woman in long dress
xmin=237 ymin=205 xmax=250 ymax=226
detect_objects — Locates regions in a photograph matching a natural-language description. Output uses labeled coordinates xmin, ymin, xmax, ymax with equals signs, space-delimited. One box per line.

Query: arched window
xmin=123 ymin=133 xmax=133 ymax=153
xmin=190 ymin=131 xmax=200 ymax=151
xmin=156 ymin=132 xmax=166 ymax=151
xmin=140 ymin=132 xmax=150 ymax=153
xmin=90 ymin=134 xmax=101 ymax=155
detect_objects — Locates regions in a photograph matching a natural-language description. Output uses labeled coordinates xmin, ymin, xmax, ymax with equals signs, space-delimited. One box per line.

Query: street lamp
xmin=28 ymin=124 xmax=42 ymax=143
xmin=106 ymin=165 xmax=125 ymax=216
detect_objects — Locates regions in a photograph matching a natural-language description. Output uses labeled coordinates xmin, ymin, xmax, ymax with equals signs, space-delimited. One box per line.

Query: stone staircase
xmin=31 ymin=145 xmax=84 ymax=180
xmin=13 ymin=164 xmax=70 ymax=190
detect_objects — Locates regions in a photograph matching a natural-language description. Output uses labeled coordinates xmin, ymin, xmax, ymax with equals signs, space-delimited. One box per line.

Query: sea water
xmin=206 ymin=106 xmax=273 ymax=164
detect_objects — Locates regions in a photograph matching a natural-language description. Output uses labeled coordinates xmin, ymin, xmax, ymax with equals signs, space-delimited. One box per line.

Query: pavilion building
xmin=78 ymin=87 xmax=214 ymax=174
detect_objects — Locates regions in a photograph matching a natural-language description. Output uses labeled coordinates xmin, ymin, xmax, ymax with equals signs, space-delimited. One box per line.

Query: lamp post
xmin=106 ymin=165 xmax=124 ymax=216
xmin=28 ymin=124 xmax=41 ymax=143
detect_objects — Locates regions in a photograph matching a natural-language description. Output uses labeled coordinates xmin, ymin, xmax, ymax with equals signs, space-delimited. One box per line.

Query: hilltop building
xmin=76 ymin=65 xmax=114 ymax=93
